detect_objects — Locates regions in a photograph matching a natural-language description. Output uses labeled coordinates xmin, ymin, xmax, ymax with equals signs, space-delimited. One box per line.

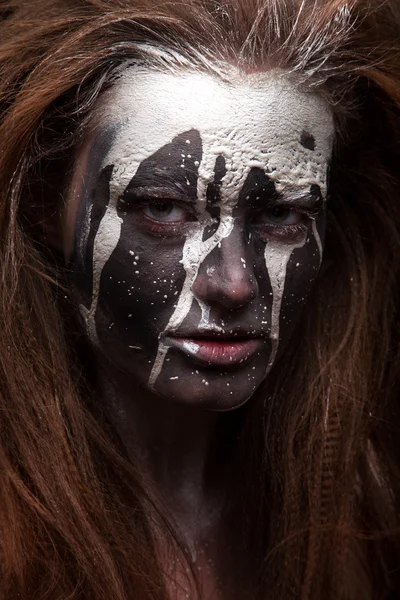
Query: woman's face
xmin=65 ymin=68 xmax=334 ymax=410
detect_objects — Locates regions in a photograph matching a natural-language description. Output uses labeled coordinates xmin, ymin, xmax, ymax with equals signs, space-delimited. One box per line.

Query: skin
xmin=63 ymin=67 xmax=334 ymax=597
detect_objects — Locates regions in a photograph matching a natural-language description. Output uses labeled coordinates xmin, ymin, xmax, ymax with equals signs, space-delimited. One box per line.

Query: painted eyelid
xmin=251 ymin=215 xmax=309 ymax=237
xmin=252 ymin=222 xmax=309 ymax=243
xmin=122 ymin=185 xmax=195 ymax=202
xmin=263 ymin=206 xmax=321 ymax=224
xmin=145 ymin=199 xmax=197 ymax=215
xmin=253 ymin=206 xmax=305 ymax=221
xmin=123 ymin=194 xmax=197 ymax=215
xmin=279 ymin=196 xmax=324 ymax=217
xmin=143 ymin=201 xmax=187 ymax=220
xmin=138 ymin=202 xmax=199 ymax=229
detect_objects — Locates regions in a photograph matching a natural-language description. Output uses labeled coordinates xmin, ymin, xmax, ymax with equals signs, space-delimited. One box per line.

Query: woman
xmin=0 ymin=0 xmax=399 ymax=598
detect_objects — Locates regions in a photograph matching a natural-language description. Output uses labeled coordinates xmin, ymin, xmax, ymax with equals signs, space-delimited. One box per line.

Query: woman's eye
xmin=257 ymin=206 xmax=302 ymax=226
xmin=143 ymin=201 xmax=187 ymax=222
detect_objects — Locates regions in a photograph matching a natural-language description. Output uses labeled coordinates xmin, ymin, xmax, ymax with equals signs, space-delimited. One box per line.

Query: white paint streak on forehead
xmin=84 ymin=68 xmax=334 ymax=381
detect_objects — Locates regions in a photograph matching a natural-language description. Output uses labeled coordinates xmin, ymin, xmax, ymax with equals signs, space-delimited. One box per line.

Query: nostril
xmin=192 ymin=265 xmax=258 ymax=310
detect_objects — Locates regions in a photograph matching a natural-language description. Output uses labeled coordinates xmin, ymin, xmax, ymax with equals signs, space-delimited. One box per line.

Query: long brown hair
xmin=0 ymin=0 xmax=400 ymax=598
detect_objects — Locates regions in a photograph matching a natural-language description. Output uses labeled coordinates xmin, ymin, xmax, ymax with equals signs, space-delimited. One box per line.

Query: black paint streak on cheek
xmin=95 ymin=237 xmax=187 ymax=359
xmin=117 ymin=129 xmax=202 ymax=209
xmin=300 ymin=130 xmax=316 ymax=151
xmin=72 ymin=163 xmax=114 ymax=310
xmin=278 ymin=242 xmax=318 ymax=351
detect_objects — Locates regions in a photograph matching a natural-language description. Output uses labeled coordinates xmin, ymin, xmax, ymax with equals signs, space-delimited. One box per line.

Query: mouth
xmin=166 ymin=333 xmax=264 ymax=367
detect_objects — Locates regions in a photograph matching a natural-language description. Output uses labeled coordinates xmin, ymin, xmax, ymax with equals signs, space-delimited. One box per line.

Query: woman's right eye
xmin=143 ymin=201 xmax=188 ymax=223
xmin=256 ymin=206 xmax=303 ymax=226
xmin=131 ymin=199 xmax=196 ymax=237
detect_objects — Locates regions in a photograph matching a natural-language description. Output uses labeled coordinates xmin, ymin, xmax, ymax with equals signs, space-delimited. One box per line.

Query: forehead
xmin=93 ymin=68 xmax=334 ymax=200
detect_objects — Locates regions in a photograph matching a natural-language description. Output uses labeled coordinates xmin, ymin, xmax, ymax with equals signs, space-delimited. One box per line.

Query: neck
xmin=95 ymin=357 xmax=236 ymax=525
xmin=94 ymin=356 xmax=256 ymax=598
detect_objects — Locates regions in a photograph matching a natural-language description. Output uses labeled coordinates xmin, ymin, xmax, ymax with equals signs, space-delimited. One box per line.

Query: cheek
xmin=279 ymin=235 xmax=322 ymax=345
xmin=93 ymin=225 xmax=187 ymax=351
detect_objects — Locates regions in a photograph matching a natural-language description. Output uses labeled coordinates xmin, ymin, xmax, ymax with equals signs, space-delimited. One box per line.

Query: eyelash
xmin=130 ymin=199 xmax=196 ymax=237
xmin=128 ymin=198 xmax=313 ymax=240
xmin=251 ymin=207 xmax=310 ymax=241
xmin=253 ymin=221 xmax=308 ymax=242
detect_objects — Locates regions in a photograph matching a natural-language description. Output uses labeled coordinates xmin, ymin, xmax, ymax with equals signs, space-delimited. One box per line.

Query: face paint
xmin=65 ymin=68 xmax=334 ymax=410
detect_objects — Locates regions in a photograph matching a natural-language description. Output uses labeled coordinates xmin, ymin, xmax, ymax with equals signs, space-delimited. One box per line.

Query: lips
xmin=167 ymin=334 xmax=264 ymax=366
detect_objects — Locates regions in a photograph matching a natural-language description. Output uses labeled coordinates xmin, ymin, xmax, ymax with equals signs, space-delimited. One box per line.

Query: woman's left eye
xmin=256 ymin=206 xmax=302 ymax=226
xmin=143 ymin=201 xmax=187 ymax=222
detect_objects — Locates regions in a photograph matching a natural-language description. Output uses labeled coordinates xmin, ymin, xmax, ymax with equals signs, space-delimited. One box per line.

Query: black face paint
xmin=119 ymin=129 xmax=202 ymax=206
xmin=206 ymin=155 xmax=226 ymax=217
xmin=300 ymin=130 xmax=316 ymax=151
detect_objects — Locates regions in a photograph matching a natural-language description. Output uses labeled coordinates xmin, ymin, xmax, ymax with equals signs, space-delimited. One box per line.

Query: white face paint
xmin=68 ymin=67 xmax=334 ymax=408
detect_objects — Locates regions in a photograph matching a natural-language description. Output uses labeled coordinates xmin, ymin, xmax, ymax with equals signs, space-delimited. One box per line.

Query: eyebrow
xmin=279 ymin=189 xmax=324 ymax=211
xmin=119 ymin=182 xmax=197 ymax=203
xmin=247 ymin=187 xmax=324 ymax=215
xmin=119 ymin=182 xmax=325 ymax=213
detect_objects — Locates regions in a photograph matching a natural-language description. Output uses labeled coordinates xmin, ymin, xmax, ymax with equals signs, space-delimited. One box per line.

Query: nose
xmin=191 ymin=227 xmax=258 ymax=311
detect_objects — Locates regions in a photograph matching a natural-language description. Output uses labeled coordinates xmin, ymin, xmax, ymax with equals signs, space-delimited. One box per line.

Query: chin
xmin=152 ymin=371 xmax=263 ymax=411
